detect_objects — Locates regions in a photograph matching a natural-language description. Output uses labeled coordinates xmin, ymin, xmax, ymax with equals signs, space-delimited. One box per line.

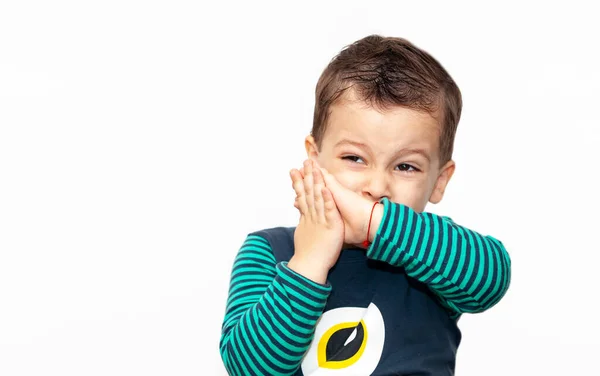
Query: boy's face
xmin=306 ymin=91 xmax=455 ymax=213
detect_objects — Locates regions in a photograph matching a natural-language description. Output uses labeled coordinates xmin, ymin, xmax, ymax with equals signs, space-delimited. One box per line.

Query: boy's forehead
xmin=326 ymin=98 xmax=441 ymax=142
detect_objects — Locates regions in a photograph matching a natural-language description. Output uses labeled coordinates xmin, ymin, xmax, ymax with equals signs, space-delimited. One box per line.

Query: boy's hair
xmin=312 ymin=35 xmax=462 ymax=165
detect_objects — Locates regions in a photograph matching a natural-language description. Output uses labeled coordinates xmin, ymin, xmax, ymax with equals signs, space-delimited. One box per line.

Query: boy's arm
xmin=219 ymin=234 xmax=331 ymax=376
xmin=366 ymin=198 xmax=511 ymax=314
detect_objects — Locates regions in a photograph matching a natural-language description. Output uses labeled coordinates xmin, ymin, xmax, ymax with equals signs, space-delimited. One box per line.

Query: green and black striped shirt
xmin=220 ymin=198 xmax=511 ymax=375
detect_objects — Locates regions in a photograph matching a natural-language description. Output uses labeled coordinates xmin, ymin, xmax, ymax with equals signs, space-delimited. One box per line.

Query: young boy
xmin=219 ymin=35 xmax=511 ymax=376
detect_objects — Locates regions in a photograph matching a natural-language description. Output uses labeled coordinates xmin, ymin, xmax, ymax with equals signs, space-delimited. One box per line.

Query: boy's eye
xmin=343 ymin=157 xmax=418 ymax=172
xmin=396 ymin=163 xmax=418 ymax=172
xmin=342 ymin=155 xmax=365 ymax=164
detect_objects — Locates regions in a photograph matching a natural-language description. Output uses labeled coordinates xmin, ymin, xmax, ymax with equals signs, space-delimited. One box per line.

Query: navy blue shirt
xmin=255 ymin=226 xmax=461 ymax=376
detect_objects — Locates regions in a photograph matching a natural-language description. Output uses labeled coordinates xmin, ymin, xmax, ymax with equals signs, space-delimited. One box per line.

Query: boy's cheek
xmin=328 ymin=169 xmax=362 ymax=192
xmin=389 ymin=181 xmax=431 ymax=210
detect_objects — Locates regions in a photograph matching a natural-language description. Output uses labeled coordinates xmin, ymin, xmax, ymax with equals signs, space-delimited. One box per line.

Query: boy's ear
xmin=305 ymin=135 xmax=319 ymax=159
xmin=429 ymin=160 xmax=455 ymax=204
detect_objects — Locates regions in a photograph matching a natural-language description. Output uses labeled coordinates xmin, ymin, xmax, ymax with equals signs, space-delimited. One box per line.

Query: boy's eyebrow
xmin=334 ymin=139 xmax=371 ymax=151
xmin=335 ymin=139 xmax=431 ymax=162
xmin=395 ymin=148 xmax=431 ymax=162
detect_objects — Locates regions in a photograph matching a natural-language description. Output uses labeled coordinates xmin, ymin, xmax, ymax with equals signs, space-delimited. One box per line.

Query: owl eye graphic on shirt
xmin=301 ymin=303 xmax=385 ymax=375
xmin=317 ymin=319 xmax=367 ymax=368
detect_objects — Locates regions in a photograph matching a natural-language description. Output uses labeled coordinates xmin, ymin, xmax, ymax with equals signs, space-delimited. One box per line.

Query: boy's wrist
xmin=287 ymin=255 xmax=329 ymax=285
xmin=368 ymin=203 xmax=384 ymax=243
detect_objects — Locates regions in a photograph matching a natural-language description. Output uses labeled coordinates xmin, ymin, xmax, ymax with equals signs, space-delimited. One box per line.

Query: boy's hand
xmin=295 ymin=160 xmax=382 ymax=247
xmin=288 ymin=160 xmax=345 ymax=284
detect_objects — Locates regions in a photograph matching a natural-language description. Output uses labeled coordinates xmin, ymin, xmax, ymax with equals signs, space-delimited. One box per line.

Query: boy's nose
xmin=362 ymin=174 xmax=390 ymax=202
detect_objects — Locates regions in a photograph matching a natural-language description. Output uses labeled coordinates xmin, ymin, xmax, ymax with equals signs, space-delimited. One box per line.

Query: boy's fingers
xmin=321 ymin=167 xmax=334 ymax=182
xmin=320 ymin=168 xmax=340 ymax=192
xmin=313 ymin=167 xmax=325 ymax=222
xmin=303 ymin=160 xmax=317 ymax=219
xmin=313 ymin=163 xmax=324 ymax=185
xmin=290 ymin=169 xmax=308 ymax=214
xmin=294 ymin=199 xmax=301 ymax=214
xmin=322 ymin=187 xmax=339 ymax=223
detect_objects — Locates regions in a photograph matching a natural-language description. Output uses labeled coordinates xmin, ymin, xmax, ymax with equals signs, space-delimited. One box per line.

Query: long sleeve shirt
xmin=219 ymin=198 xmax=511 ymax=375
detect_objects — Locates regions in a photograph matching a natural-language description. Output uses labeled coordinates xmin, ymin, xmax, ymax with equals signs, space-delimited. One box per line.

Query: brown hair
xmin=311 ymin=35 xmax=462 ymax=165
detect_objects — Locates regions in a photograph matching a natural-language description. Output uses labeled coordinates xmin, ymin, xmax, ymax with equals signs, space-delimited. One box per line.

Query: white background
xmin=1 ymin=1 xmax=598 ymax=375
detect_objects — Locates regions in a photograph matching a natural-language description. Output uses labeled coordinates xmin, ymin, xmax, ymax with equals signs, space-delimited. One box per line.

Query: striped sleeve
xmin=219 ymin=234 xmax=332 ymax=376
xmin=366 ymin=198 xmax=511 ymax=314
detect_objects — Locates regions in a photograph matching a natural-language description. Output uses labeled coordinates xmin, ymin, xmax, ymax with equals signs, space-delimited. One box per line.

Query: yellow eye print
xmin=301 ymin=304 xmax=385 ymax=375
xmin=317 ymin=319 xmax=368 ymax=369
